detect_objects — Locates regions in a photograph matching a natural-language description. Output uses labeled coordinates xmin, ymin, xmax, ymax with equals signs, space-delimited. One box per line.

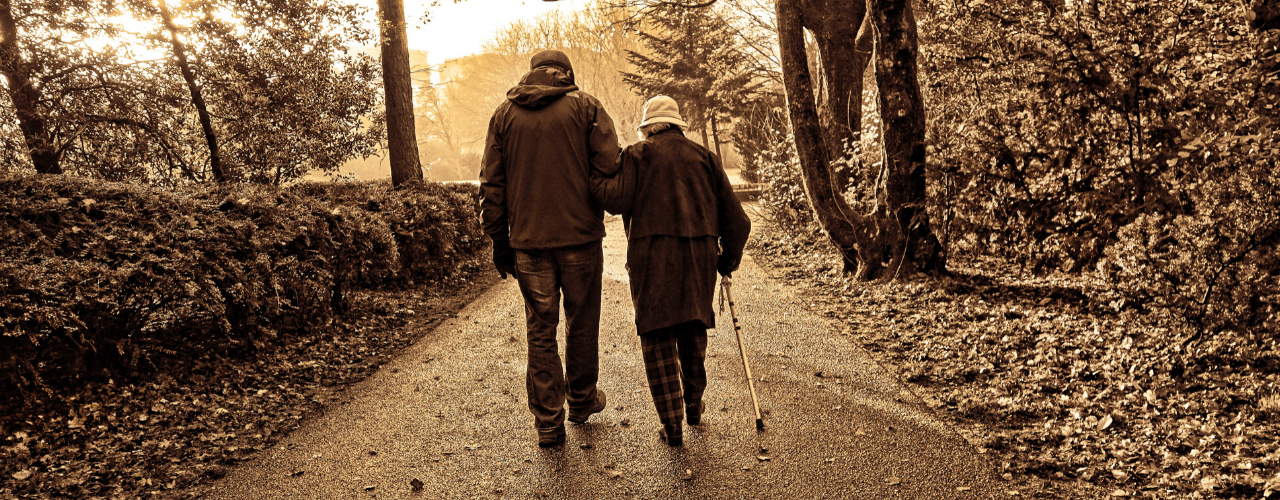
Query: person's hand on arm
xmin=480 ymin=113 xmax=518 ymax=280
xmin=585 ymin=102 xmax=634 ymax=216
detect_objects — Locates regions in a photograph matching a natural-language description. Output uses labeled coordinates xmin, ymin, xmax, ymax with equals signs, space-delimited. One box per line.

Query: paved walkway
xmin=204 ymin=216 xmax=999 ymax=499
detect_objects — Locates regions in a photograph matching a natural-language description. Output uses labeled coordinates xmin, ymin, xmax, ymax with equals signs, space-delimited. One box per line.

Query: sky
xmin=104 ymin=0 xmax=595 ymax=68
xmin=357 ymin=0 xmax=596 ymax=64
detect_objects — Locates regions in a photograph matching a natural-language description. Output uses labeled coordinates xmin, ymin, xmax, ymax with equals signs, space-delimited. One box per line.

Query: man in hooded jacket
xmin=479 ymin=49 xmax=621 ymax=447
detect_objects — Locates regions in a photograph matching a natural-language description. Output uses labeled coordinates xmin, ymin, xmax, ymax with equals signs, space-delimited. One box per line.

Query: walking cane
xmin=720 ymin=276 xmax=765 ymax=431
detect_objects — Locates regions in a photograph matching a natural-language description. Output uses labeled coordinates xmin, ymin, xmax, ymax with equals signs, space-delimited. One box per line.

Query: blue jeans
xmin=515 ymin=241 xmax=603 ymax=431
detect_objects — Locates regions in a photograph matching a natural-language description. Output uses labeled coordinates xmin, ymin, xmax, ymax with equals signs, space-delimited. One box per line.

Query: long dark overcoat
xmin=592 ymin=128 xmax=751 ymax=334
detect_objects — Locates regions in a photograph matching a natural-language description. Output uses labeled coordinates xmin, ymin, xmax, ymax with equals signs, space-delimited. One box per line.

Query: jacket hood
xmin=506 ymin=66 xmax=579 ymax=110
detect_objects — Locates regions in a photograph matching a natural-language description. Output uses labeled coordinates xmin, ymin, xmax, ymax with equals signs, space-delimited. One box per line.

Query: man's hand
xmin=717 ymin=254 xmax=739 ymax=277
xmin=494 ymin=244 xmax=518 ymax=280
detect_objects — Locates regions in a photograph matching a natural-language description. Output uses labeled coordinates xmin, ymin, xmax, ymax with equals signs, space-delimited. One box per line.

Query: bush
xmin=755 ymin=133 xmax=819 ymax=234
xmin=0 ymin=175 xmax=486 ymax=397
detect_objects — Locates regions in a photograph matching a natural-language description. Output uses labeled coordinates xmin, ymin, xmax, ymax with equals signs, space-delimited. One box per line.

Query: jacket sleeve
xmin=586 ymin=98 xmax=621 ymax=178
xmin=479 ymin=109 xmax=510 ymax=252
xmin=590 ymin=144 xmax=637 ymax=216
xmin=712 ymin=151 xmax=751 ymax=270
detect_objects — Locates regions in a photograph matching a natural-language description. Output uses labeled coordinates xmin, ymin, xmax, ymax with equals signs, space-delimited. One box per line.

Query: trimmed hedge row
xmin=0 ymin=175 xmax=487 ymax=395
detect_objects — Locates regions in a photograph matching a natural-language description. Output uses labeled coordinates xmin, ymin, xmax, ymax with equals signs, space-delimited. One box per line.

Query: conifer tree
xmin=622 ymin=4 xmax=759 ymax=156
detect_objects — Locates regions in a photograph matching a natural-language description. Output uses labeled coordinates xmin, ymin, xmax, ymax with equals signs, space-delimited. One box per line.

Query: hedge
xmin=0 ymin=175 xmax=487 ymax=396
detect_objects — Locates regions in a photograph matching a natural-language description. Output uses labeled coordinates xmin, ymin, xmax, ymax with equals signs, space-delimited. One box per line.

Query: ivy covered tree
xmin=622 ymin=3 xmax=761 ymax=157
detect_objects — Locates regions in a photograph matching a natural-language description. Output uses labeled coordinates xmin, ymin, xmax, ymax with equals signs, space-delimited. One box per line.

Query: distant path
xmin=203 ymin=216 xmax=999 ymax=499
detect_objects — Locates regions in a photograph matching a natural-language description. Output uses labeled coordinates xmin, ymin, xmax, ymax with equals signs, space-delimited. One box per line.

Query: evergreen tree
xmin=622 ymin=4 xmax=760 ymax=156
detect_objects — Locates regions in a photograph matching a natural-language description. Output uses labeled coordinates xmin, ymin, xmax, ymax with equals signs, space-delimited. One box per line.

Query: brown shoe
xmin=537 ymin=425 xmax=565 ymax=448
xmin=659 ymin=424 xmax=683 ymax=447
xmin=568 ymin=389 xmax=607 ymax=424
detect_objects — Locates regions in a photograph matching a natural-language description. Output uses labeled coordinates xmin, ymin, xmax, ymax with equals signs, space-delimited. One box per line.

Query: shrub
xmin=0 ymin=175 xmax=486 ymax=397
xmin=291 ymin=180 xmax=485 ymax=284
xmin=755 ymin=133 xmax=819 ymax=234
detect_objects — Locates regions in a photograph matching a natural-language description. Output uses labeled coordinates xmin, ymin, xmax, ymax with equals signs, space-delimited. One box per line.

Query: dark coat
xmin=479 ymin=65 xmax=621 ymax=251
xmin=592 ymin=128 xmax=751 ymax=334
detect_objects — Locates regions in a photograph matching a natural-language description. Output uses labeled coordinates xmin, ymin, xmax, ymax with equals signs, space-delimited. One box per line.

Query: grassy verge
xmin=748 ymin=221 xmax=1280 ymax=499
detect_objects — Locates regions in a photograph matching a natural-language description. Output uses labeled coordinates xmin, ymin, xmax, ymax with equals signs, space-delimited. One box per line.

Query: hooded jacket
xmin=479 ymin=65 xmax=621 ymax=250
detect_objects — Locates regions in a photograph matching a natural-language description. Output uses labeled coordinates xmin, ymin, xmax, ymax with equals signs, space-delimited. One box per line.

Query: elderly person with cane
xmin=592 ymin=95 xmax=751 ymax=446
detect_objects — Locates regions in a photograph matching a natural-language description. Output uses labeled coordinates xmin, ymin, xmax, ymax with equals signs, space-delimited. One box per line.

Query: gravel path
xmin=202 ymin=216 xmax=1000 ymax=499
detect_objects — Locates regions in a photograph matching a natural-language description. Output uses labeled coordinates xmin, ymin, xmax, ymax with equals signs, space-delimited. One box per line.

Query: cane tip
xmin=756 ymin=419 xmax=765 ymax=431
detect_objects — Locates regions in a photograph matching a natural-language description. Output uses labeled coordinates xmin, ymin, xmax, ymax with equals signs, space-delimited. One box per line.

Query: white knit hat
xmin=637 ymin=95 xmax=688 ymax=129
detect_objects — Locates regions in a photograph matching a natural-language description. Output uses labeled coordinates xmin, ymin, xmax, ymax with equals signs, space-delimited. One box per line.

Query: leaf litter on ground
xmin=749 ymin=222 xmax=1280 ymax=499
xmin=0 ymin=266 xmax=495 ymax=499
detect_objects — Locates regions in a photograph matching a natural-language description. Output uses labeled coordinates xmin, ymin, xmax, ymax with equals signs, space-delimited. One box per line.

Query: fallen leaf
xmin=854 ymin=428 xmax=868 ymax=436
xmin=410 ymin=478 xmax=424 ymax=490
xmin=12 ymin=470 xmax=31 ymax=480
xmin=887 ymin=477 xmax=901 ymax=486
xmin=1099 ymin=415 xmax=1114 ymax=431
xmin=1002 ymin=473 xmax=1013 ymax=481
xmin=757 ymin=456 xmax=771 ymax=461
xmin=1111 ymin=489 xmax=1128 ymax=497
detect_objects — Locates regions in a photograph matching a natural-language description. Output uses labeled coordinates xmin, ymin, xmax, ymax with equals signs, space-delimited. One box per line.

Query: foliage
xmin=918 ymin=0 xmax=1280 ymax=330
xmin=622 ymin=3 xmax=762 ymax=141
xmin=0 ymin=0 xmax=383 ymax=184
xmin=729 ymin=92 xmax=787 ymax=183
xmin=182 ymin=0 xmax=385 ymax=183
xmin=753 ymin=132 xmax=818 ymax=235
xmin=0 ymin=174 xmax=486 ymax=399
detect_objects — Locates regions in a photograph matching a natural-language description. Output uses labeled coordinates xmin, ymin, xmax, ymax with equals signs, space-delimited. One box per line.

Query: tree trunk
xmin=777 ymin=0 xmax=942 ymax=281
xmin=777 ymin=0 xmax=895 ymax=280
xmin=870 ymin=0 xmax=943 ymax=277
xmin=801 ymin=0 xmax=868 ymax=159
xmin=378 ymin=0 xmax=422 ymax=186
xmin=710 ymin=113 xmax=723 ymax=160
xmin=0 ymin=0 xmax=60 ymax=174
xmin=699 ymin=113 xmax=711 ymax=148
xmin=159 ymin=0 xmax=227 ymax=183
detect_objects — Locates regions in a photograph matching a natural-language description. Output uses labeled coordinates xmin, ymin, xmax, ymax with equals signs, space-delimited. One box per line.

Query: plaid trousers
xmin=640 ymin=321 xmax=709 ymax=427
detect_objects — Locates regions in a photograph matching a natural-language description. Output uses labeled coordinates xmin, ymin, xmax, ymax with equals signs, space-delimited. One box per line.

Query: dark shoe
xmin=659 ymin=424 xmax=683 ymax=447
xmin=686 ymin=400 xmax=703 ymax=425
xmin=568 ymin=389 xmax=607 ymax=424
xmin=537 ymin=425 xmax=565 ymax=448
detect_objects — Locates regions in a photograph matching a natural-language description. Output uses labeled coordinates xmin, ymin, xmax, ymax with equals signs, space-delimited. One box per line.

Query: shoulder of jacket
xmin=572 ymin=90 xmax=604 ymax=105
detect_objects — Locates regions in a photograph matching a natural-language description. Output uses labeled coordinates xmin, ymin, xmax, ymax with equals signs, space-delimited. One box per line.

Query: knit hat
xmin=637 ymin=95 xmax=688 ymax=129
xmin=529 ymin=49 xmax=573 ymax=73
